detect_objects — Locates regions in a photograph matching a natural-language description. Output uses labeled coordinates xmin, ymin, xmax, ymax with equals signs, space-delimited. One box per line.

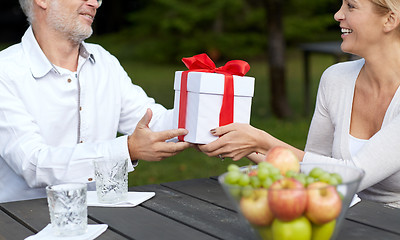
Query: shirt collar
xmin=79 ymin=43 xmax=96 ymax=64
xmin=21 ymin=26 xmax=96 ymax=79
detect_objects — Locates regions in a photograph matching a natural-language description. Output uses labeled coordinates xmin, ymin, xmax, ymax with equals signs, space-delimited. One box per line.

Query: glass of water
xmin=46 ymin=183 xmax=87 ymax=236
xmin=93 ymin=158 xmax=128 ymax=203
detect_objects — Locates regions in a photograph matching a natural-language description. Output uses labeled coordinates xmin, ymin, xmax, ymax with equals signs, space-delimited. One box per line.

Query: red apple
xmin=305 ymin=182 xmax=342 ymax=224
xmin=240 ymin=189 xmax=274 ymax=226
xmin=268 ymin=178 xmax=307 ymax=221
xmin=265 ymin=146 xmax=300 ymax=175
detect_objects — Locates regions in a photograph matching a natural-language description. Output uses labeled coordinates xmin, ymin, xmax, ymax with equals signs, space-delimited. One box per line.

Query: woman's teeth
xmin=341 ymin=28 xmax=353 ymax=34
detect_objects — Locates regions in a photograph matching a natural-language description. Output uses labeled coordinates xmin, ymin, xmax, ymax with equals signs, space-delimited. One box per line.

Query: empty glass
xmin=46 ymin=183 xmax=87 ymax=236
xmin=93 ymin=158 xmax=128 ymax=203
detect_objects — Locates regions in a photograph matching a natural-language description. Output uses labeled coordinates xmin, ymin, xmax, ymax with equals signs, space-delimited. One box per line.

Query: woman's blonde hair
xmin=370 ymin=0 xmax=399 ymax=15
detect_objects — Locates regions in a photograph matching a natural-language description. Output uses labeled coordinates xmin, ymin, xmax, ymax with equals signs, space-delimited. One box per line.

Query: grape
xmin=229 ymin=186 xmax=241 ymax=198
xmin=319 ymin=172 xmax=332 ymax=183
xmin=250 ymin=176 xmax=261 ymax=188
xmin=227 ymin=164 xmax=240 ymax=172
xmin=269 ymin=167 xmax=280 ymax=176
xmin=285 ymin=170 xmax=297 ymax=178
xmin=327 ymin=177 xmax=340 ymax=185
xmin=293 ymin=174 xmax=307 ymax=186
xmin=241 ymin=185 xmax=254 ymax=197
xmin=262 ymin=177 xmax=274 ymax=189
xmin=305 ymin=176 xmax=315 ymax=186
xmin=298 ymin=173 xmax=308 ymax=179
xmin=238 ymin=174 xmax=250 ymax=186
xmin=309 ymin=167 xmax=325 ymax=179
xmin=330 ymin=173 xmax=343 ymax=184
xmin=225 ymin=171 xmax=241 ymax=184
xmin=258 ymin=161 xmax=273 ymax=170
xmin=257 ymin=167 xmax=270 ymax=181
xmin=271 ymin=174 xmax=283 ymax=182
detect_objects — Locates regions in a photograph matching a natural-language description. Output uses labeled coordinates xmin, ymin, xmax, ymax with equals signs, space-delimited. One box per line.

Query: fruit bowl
xmin=218 ymin=162 xmax=365 ymax=240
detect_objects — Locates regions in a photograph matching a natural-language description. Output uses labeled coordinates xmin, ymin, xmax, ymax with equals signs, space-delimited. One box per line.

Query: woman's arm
xmin=199 ymin=123 xmax=305 ymax=162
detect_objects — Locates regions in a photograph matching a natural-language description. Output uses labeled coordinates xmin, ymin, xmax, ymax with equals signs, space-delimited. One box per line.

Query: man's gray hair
xmin=19 ymin=0 xmax=34 ymax=24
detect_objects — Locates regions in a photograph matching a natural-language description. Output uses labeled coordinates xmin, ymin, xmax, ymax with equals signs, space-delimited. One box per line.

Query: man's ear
xmin=34 ymin=0 xmax=48 ymax=10
xmin=384 ymin=11 xmax=400 ymax=33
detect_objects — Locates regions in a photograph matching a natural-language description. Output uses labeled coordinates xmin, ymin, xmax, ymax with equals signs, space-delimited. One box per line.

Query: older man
xmin=0 ymin=0 xmax=190 ymax=203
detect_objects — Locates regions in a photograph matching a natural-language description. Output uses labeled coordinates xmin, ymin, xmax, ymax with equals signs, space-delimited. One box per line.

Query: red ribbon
xmin=178 ymin=53 xmax=250 ymax=141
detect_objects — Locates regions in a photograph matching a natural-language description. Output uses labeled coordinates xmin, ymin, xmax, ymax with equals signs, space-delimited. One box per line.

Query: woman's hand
xmin=198 ymin=123 xmax=268 ymax=161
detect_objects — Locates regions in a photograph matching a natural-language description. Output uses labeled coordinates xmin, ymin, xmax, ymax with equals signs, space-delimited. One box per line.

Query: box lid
xmin=174 ymin=71 xmax=255 ymax=97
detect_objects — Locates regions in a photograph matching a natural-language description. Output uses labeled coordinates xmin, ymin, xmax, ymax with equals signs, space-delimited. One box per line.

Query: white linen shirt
xmin=0 ymin=27 xmax=174 ymax=203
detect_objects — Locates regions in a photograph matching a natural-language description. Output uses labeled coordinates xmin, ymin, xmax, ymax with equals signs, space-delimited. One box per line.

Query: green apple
xmin=254 ymin=225 xmax=273 ymax=240
xmin=312 ymin=220 xmax=336 ymax=240
xmin=272 ymin=216 xmax=312 ymax=240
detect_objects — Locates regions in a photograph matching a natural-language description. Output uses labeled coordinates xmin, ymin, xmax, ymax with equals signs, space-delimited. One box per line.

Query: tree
xmin=264 ymin=0 xmax=292 ymax=118
xmin=124 ymin=0 xmax=267 ymax=62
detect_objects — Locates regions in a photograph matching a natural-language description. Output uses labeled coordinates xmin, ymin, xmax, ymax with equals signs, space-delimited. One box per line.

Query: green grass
xmin=0 ymin=39 xmax=339 ymax=187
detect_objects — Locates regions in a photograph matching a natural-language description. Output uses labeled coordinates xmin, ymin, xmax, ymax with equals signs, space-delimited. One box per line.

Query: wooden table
xmin=1 ymin=177 xmax=400 ymax=240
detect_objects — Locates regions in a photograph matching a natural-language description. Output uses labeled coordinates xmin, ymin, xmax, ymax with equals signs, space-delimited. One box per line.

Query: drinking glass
xmin=46 ymin=183 xmax=87 ymax=236
xmin=93 ymin=158 xmax=128 ymax=203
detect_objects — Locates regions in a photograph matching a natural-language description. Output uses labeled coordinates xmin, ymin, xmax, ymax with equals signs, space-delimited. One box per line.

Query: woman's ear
xmin=384 ymin=11 xmax=400 ymax=33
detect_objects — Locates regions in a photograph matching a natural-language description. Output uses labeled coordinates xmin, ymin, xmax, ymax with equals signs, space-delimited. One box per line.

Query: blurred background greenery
xmin=1 ymin=0 xmax=343 ymax=186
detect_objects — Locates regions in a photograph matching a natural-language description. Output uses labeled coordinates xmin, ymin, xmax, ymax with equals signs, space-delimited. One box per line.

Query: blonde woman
xmin=200 ymin=0 xmax=400 ymax=207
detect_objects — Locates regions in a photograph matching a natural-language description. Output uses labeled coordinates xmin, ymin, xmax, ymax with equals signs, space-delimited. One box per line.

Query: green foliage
xmin=284 ymin=0 xmax=341 ymax=43
xmin=125 ymin=0 xmax=267 ymax=62
xmin=107 ymin=0 xmax=341 ymax=63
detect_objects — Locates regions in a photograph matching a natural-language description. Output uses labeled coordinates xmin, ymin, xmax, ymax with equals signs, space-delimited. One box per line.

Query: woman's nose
xmin=334 ymin=6 xmax=345 ymax=22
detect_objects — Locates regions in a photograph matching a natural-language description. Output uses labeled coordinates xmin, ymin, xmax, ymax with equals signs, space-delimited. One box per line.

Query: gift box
xmin=173 ymin=54 xmax=255 ymax=144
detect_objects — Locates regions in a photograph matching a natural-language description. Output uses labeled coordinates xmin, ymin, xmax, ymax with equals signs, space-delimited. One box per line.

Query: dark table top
xmin=1 ymin=177 xmax=400 ymax=240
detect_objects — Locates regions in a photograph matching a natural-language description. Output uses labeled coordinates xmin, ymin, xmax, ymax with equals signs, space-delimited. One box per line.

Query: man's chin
xmin=69 ymin=30 xmax=93 ymax=44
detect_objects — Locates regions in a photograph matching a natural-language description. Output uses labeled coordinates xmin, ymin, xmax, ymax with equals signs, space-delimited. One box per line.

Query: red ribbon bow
xmin=178 ymin=53 xmax=250 ymax=141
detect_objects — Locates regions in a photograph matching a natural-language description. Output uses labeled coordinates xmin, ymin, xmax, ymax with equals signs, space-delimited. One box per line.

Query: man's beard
xmin=47 ymin=1 xmax=93 ymax=45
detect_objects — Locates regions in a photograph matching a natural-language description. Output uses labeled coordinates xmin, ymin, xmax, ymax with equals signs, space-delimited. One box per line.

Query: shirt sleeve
xmin=0 ymin=75 xmax=134 ymax=188
xmin=304 ymin=70 xmax=335 ymax=157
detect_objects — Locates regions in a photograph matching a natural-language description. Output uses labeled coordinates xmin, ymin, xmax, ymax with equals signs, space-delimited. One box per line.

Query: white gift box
xmin=173 ymin=71 xmax=255 ymax=144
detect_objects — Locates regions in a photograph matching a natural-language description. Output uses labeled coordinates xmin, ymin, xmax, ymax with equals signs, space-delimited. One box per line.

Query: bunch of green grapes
xmin=224 ymin=163 xmax=343 ymax=196
xmin=225 ymin=162 xmax=283 ymax=190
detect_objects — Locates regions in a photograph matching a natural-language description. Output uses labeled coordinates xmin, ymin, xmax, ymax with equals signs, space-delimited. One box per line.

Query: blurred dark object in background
xmin=0 ymin=0 xmax=141 ymax=44
xmin=0 ymin=2 xmax=27 ymax=43
xmin=94 ymin=0 xmax=144 ymax=35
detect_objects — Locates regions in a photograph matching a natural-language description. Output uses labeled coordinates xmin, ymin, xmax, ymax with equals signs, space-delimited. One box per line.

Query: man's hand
xmin=128 ymin=108 xmax=190 ymax=161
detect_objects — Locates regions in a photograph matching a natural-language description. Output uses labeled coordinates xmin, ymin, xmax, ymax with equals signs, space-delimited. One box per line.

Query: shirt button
xmin=67 ymin=78 xmax=72 ymax=83
xmin=88 ymin=178 xmax=93 ymax=181
xmin=80 ymin=140 xmax=83 ymax=143
xmin=80 ymin=106 xmax=82 ymax=111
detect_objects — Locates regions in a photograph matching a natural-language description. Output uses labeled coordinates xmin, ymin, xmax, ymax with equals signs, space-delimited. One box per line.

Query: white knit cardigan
xmin=304 ymin=58 xmax=400 ymax=206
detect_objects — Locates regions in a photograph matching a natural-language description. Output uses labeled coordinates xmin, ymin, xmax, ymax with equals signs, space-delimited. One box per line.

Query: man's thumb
xmin=138 ymin=108 xmax=153 ymax=128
